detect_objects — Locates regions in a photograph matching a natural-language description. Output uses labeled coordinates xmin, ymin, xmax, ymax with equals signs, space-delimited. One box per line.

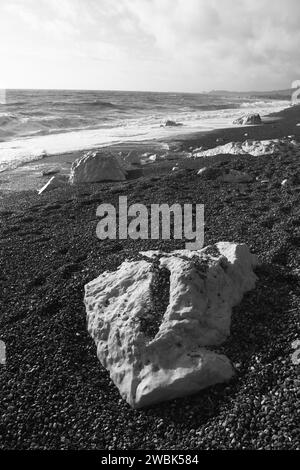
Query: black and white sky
xmin=1 ymin=0 xmax=300 ymax=92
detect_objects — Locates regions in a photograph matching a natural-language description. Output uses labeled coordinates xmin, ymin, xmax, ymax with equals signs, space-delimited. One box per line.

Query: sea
xmin=0 ymin=89 xmax=290 ymax=172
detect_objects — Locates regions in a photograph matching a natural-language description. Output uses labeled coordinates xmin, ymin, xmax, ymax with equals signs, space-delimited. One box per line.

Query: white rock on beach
xmin=233 ymin=113 xmax=262 ymax=125
xmin=69 ymin=150 xmax=127 ymax=184
xmin=84 ymin=242 xmax=258 ymax=408
xmin=193 ymin=138 xmax=300 ymax=159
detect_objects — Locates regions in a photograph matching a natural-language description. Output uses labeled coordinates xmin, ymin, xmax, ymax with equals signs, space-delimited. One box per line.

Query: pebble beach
xmin=0 ymin=104 xmax=299 ymax=450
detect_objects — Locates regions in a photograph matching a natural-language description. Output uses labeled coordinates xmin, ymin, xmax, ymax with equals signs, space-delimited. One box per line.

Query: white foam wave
xmin=0 ymin=99 xmax=290 ymax=172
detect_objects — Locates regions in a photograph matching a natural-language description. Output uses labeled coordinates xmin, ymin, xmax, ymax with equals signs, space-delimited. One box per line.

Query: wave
xmin=85 ymin=100 xmax=117 ymax=107
xmin=0 ymin=151 xmax=49 ymax=173
xmin=0 ymin=113 xmax=20 ymax=126
xmin=191 ymin=103 xmax=241 ymax=111
xmin=0 ymin=113 xmax=95 ymax=136
xmin=0 ymin=101 xmax=28 ymax=107
xmin=0 ymin=91 xmax=291 ymax=173
xmin=240 ymin=99 xmax=289 ymax=108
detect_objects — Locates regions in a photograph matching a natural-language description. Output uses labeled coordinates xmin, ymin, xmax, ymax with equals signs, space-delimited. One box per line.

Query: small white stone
xmin=197 ymin=167 xmax=208 ymax=175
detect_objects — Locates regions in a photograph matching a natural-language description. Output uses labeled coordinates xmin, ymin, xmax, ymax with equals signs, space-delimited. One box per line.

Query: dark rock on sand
xmin=162 ymin=120 xmax=183 ymax=127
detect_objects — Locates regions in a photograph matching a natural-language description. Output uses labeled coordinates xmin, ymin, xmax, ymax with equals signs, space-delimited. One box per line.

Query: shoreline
xmin=0 ymin=96 xmax=290 ymax=173
xmin=1 ymin=103 xmax=299 ymax=192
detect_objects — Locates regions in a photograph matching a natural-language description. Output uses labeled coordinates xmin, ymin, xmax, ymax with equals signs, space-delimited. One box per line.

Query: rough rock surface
xmin=233 ymin=113 xmax=262 ymax=125
xmin=69 ymin=150 xmax=127 ymax=184
xmin=84 ymin=242 xmax=258 ymax=408
xmin=193 ymin=137 xmax=300 ymax=159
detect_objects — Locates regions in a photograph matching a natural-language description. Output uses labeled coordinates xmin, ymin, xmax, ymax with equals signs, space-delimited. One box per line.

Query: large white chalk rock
xmin=69 ymin=150 xmax=127 ymax=184
xmin=193 ymin=138 xmax=300 ymax=159
xmin=84 ymin=242 xmax=258 ymax=408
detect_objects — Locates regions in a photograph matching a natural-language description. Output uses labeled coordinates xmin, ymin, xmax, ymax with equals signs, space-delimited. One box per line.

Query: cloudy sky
xmin=0 ymin=0 xmax=300 ymax=92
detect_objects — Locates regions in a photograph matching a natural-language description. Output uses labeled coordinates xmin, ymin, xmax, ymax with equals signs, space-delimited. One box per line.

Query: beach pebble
xmin=220 ymin=169 xmax=253 ymax=183
xmin=197 ymin=167 xmax=208 ymax=176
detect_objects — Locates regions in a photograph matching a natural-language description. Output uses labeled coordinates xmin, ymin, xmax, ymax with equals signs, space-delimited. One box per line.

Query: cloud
xmin=120 ymin=0 xmax=300 ymax=89
xmin=0 ymin=0 xmax=300 ymax=91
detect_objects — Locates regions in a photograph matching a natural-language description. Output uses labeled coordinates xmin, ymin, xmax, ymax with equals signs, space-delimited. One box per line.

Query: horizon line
xmin=0 ymin=86 xmax=293 ymax=95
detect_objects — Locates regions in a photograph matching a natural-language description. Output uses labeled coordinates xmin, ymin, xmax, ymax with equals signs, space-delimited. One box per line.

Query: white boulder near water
xmin=193 ymin=137 xmax=300 ymax=159
xmin=233 ymin=113 xmax=262 ymax=125
xmin=69 ymin=150 xmax=127 ymax=184
xmin=84 ymin=242 xmax=258 ymax=408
